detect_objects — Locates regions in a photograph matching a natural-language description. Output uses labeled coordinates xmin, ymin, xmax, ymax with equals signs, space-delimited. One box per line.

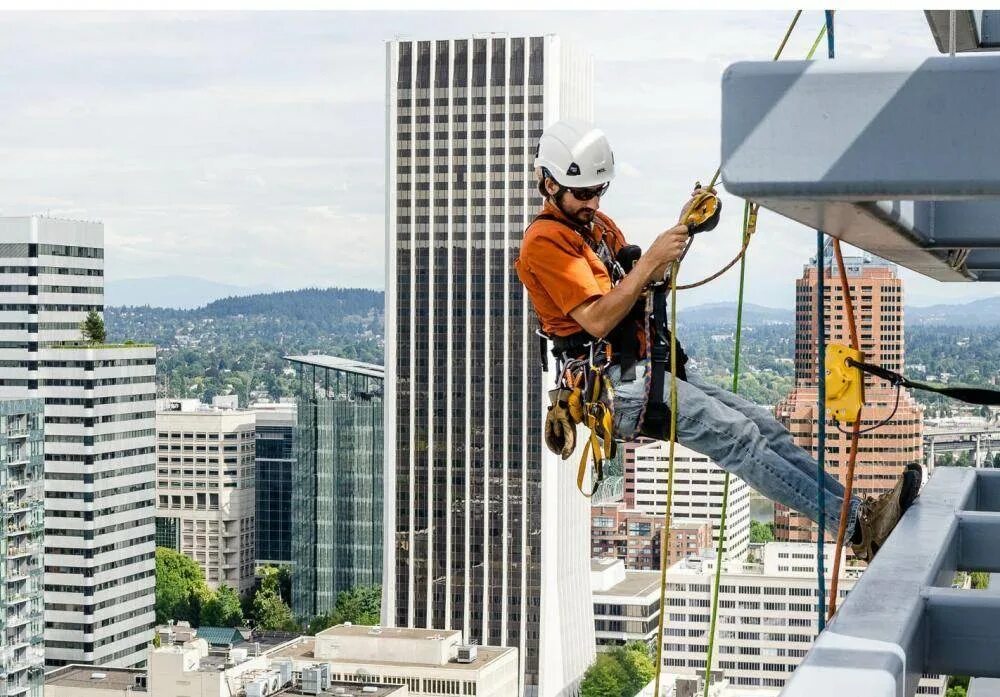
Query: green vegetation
xmin=155 ymin=547 xmax=212 ymax=625
xmin=579 ymin=642 xmax=656 ymax=697
xmin=252 ymin=566 xmax=298 ymax=631
xmin=200 ymin=584 xmax=244 ymax=627
xmin=750 ymin=520 xmax=775 ymax=544
xmin=106 ymin=288 xmax=382 ymax=405
xmin=947 ymin=676 xmax=970 ymax=697
xmin=80 ymin=309 xmax=107 ymax=343
xmin=972 ymin=571 xmax=990 ymax=589
xmin=307 ymin=585 xmax=381 ymax=635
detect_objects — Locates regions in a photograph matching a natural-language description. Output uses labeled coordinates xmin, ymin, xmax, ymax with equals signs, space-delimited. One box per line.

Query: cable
xmin=835 ymin=384 xmax=902 ymax=436
xmin=701 ymin=201 xmax=752 ymax=697
xmin=678 ymin=20 xmax=830 ymax=292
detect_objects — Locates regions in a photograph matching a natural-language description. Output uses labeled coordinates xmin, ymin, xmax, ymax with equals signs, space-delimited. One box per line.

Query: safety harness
xmin=535 ymin=190 xmax=721 ymax=495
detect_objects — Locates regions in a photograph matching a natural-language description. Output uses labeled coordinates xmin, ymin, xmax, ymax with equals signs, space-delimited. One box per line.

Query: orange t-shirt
xmin=514 ymin=200 xmax=628 ymax=337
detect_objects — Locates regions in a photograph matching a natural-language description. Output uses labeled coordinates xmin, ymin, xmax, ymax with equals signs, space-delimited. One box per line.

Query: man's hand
xmin=641 ymin=225 xmax=689 ymax=283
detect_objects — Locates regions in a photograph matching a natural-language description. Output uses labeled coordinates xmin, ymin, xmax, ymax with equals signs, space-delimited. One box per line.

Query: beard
xmin=573 ymin=207 xmax=596 ymax=224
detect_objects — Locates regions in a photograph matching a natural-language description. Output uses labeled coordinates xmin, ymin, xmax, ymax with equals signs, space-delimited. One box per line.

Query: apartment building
xmin=154 ymin=406 xmax=256 ymax=593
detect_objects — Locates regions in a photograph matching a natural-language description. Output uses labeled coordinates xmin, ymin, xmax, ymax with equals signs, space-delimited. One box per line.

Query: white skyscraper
xmin=383 ymin=36 xmax=594 ymax=696
xmin=627 ymin=440 xmax=751 ymax=562
xmin=0 ymin=216 xmax=156 ymax=668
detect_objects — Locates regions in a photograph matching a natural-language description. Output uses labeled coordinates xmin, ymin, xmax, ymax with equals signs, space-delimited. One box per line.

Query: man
xmin=514 ymin=119 xmax=920 ymax=562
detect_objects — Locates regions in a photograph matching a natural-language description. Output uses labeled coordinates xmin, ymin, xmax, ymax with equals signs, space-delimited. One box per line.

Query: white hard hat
xmin=534 ymin=119 xmax=615 ymax=188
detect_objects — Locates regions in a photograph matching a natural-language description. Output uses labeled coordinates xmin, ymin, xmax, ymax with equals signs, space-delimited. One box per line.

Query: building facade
xmin=591 ymin=505 xmax=712 ymax=571
xmin=287 ymin=356 xmax=383 ymax=619
xmin=1 ymin=399 xmax=45 ymax=697
xmin=661 ymin=542 xmax=945 ymax=695
xmin=384 ymin=35 xmax=595 ymax=696
xmin=251 ymin=402 xmax=296 ymax=567
xmin=625 ymin=440 xmax=751 ymax=562
xmin=590 ymin=559 xmax=661 ymax=652
xmin=0 ymin=216 xmax=157 ymax=669
xmin=775 ymin=243 xmax=924 ymax=542
xmin=154 ymin=407 xmax=257 ymax=593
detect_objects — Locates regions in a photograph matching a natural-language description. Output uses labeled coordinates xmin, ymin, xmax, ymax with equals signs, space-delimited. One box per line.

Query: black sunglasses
xmin=565 ymin=182 xmax=610 ymax=201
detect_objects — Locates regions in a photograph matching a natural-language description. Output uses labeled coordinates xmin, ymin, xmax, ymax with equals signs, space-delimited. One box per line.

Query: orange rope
xmin=827 ymin=239 xmax=861 ymax=619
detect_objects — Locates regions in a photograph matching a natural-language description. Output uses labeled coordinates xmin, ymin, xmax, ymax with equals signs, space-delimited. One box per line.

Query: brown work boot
xmin=851 ymin=464 xmax=922 ymax=563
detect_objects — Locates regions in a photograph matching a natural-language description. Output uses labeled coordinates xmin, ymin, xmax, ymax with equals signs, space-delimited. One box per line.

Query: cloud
xmin=1 ymin=10 xmax=991 ymax=308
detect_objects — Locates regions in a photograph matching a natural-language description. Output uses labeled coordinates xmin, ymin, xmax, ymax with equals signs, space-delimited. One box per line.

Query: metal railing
xmin=782 ymin=468 xmax=1000 ymax=696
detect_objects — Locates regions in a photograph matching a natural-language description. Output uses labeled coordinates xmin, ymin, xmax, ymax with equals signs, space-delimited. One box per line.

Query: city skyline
xmin=2 ymin=10 xmax=990 ymax=308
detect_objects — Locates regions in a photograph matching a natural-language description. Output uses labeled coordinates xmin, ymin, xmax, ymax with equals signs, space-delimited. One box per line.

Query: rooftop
xmin=317 ymin=625 xmax=459 ymax=641
xmin=284 ymin=355 xmax=384 ymax=379
xmin=268 ymin=634 xmax=512 ymax=673
xmin=281 ymin=685 xmax=404 ymax=697
xmin=45 ymin=666 xmax=146 ymax=691
xmin=590 ymin=559 xmax=662 ymax=599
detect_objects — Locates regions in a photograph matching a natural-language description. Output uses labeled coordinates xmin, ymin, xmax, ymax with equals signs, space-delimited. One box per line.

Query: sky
xmin=1 ymin=10 xmax=993 ymax=308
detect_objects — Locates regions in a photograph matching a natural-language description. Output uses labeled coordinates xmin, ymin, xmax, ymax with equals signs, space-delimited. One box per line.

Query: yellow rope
xmin=649 ymin=13 xmax=828 ymax=695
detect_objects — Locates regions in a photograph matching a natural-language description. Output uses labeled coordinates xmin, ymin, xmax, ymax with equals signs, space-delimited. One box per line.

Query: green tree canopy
xmin=307 ymin=585 xmax=382 ymax=635
xmin=750 ymin=520 xmax=775 ymax=544
xmin=200 ymin=584 xmax=244 ymax=627
xmin=80 ymin=309 xmax=107 ymax=344
xmin=579 ymin=654 xmax=630 ymax=697
xmin=155 ymin=547 xmax=210 ymax=625
xmin=579 ymin=642 xmax=655 ymax=697
xmin=252 ymin=566 xmax=298 ymax=631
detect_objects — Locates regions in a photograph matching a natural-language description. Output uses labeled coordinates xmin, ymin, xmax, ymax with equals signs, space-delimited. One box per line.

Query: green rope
xmin=700 ymin=202 xmax=752 ymax=696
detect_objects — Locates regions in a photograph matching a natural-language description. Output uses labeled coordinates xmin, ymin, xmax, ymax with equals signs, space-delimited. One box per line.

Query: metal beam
xmin=780 ymin=469 xmax=977 ymax=697
xmin=721 ymin=56 xmax=1000 ymax=199
xmin=926 ymin=11 xmax=1000 ymax=53
xmin=957 ymin=512 xmax=1000 ymax=572
xmin=925 ymin=11 xmax=981 ymax=53
xmin=924 ymin=587 xmax=1000 ymax=677
xmin=720 ymin=57 xmax=1000 ymax=282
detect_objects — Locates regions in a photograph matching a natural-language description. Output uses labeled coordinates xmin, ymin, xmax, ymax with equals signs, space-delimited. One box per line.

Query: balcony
xmin=781 ymin=468 xmax=1000 ymax=696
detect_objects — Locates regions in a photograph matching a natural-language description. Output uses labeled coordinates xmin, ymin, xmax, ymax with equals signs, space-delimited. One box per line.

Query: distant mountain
xmin=678 ymin=302 xmax=793 ymax=326
xmin=105 ymin=275 xmax=272 ymax=309
xmin=906 ymin=296 xmax=1000 ymax=326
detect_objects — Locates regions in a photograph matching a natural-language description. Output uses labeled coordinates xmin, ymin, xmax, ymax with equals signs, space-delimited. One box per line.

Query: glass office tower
xmin=287 ymin=356 xmax=383 ymax=618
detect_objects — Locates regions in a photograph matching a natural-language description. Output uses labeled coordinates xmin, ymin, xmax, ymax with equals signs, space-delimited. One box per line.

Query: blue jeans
xmin=610 ymin=363 xmax=860 ymax=539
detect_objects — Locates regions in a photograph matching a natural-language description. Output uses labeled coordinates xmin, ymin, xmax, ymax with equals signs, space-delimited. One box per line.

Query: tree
xmin=579 ymin=653 xmax=630 ymax=697
xmin=750 ymin=520 xmax=775 ymax=544
xmin=80 ymin=309 xmax=107 ymax=344
xmin=612 ymin=642 xmax=655 ymax=695
xmin=579 ymin=642 xmax=655 ymax=697
xmin=155 ymin=547 xmax=210 ymax=625
xmin=307 ymin=585 xmax=383 ymax=635
xmin=971 ymin=571 xmax=990 ymax=590
xmin=200 ymin=584 xmax=244 ymax=627
xmin=252 ymin=566 xmax=298 ymax=631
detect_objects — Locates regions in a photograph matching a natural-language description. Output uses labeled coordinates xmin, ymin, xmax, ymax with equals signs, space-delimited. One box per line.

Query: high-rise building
xmin=625 ymin=440 xmax=751 ymax=562
xmin=154 ymin=405 xmax=257 ymax=594
xmin=0 ymin=216 xmax=157 ymax=669
xmin=775 ymin=242 xmax=924 ymax=542
xmin=384 ymin=36 xmax=595 ymax=696
xmin=252 ymin=402 xmax=296 ymax=567
xmin=661 ymin=542 xmax=945 ymax=695
xmin=591 ymin=505 xmax=712 ymax=571
xmin=286 ymin=356 xmax=383 ymax=619
xmin=1 ymin=399 xmax=45 ymax=697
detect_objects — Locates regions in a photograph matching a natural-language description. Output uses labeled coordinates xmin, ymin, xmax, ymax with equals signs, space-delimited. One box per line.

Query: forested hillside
xmin=105 ymin=289 xmax=1000 ymax=411
xmin=106 ymin=288 xmax=383 ymax=404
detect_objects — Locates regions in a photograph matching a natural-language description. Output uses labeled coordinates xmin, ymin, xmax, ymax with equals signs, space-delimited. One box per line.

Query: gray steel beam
xmin=957 ymin=512 xmax=1000 ymax=572
xmin=925 ymin=10 xmax=981 ymax=52
xmin=780 ymin=469 xmax=976 ymax=697
xmin=721 ymin=56 xmax=1000 ymax=200
xmin=926 ymin=11 xmax=1000 ymax=52
xmin=924 ymin=587 xmax=1000 ymax=677
xmin=720 ymin=57 xmax=1000 ymax=283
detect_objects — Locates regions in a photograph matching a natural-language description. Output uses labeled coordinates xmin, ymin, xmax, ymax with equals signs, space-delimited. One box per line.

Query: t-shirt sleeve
xmin=523 ymin=233 xmax=605 ymax=316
